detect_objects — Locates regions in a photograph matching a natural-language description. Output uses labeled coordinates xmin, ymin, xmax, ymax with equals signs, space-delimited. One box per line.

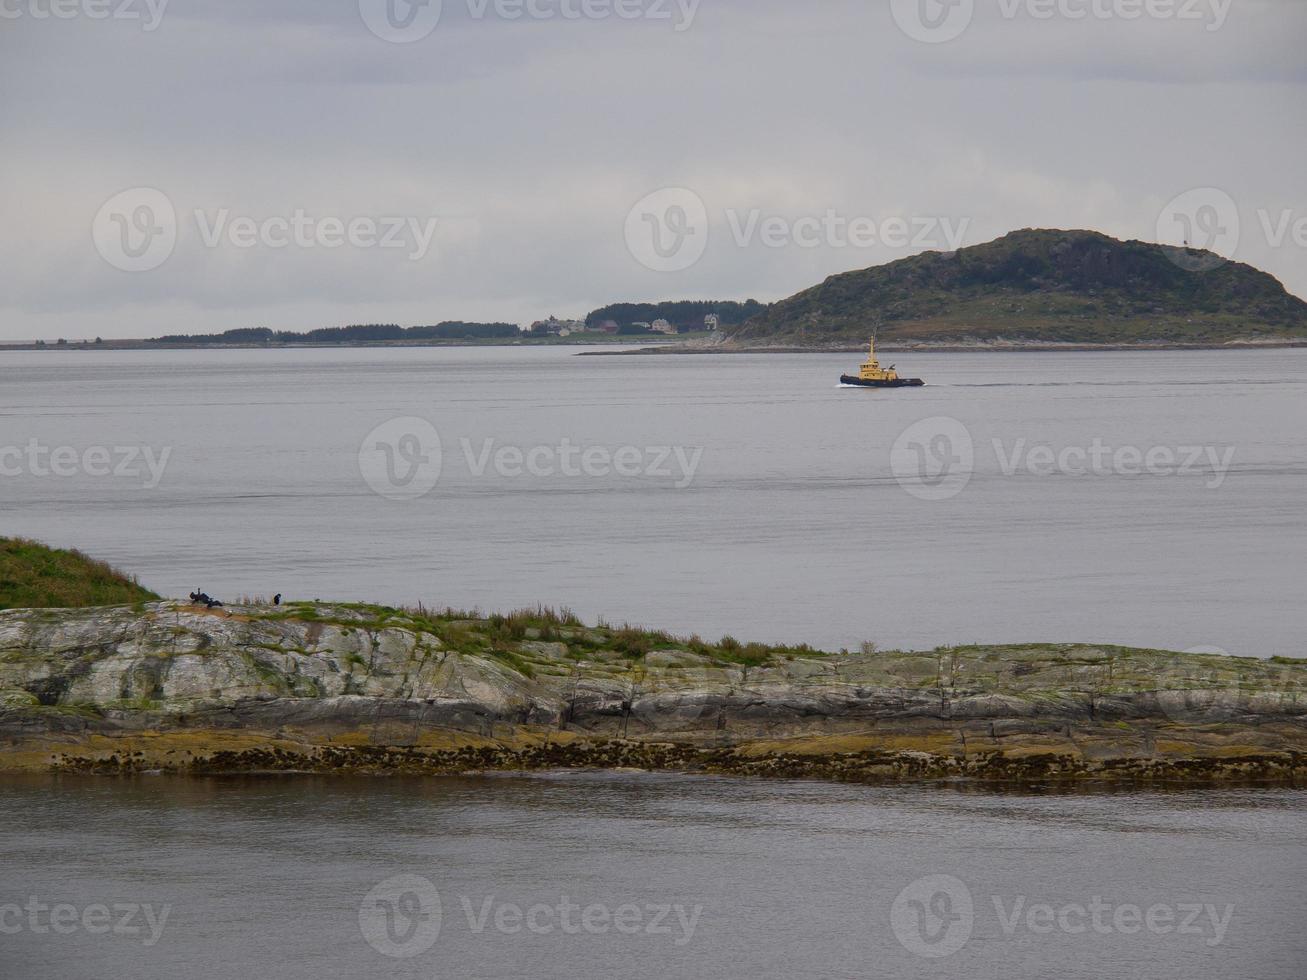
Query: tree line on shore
xmin=151 ymin=323 xmax=521 ymax=344
xmin=585 ymin=299 xmax=766 ymax=332
xmin=145 ymin=299 xmax=769 ymax=346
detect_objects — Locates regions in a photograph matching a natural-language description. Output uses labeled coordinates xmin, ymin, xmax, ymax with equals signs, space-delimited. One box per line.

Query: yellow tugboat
xmin=840 ymin=335 xmax=924 ymax=388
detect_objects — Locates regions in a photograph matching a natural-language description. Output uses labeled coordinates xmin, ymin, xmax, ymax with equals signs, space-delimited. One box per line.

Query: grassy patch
xmin=0 ymin=537 xmax=158 ymax=610
xmin=489 ymin=648 xmax=535 ymax=678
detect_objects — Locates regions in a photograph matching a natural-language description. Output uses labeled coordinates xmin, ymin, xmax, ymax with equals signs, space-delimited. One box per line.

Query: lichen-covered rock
xmin=0 ymin=602 xmax=1303 ymax=772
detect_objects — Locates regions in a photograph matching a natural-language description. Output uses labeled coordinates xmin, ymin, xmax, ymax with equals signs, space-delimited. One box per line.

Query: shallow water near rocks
xmin=1 ymin=773 xmax=1304 ymax=979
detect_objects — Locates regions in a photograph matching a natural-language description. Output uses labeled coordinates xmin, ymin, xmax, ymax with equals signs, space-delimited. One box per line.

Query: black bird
xmin=190 ymin=588 xmax=221 ymax=608
xmin=273 ymin=594 xmax=281 ymax=606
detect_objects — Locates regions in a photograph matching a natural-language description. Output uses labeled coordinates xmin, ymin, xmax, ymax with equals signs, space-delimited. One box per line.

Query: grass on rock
xmin=0 ymin=538 xmax=158 ymax=611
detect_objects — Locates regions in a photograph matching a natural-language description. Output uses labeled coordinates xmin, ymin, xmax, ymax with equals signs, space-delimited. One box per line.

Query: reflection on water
xmin=1 ymin=773 xmax=1304 ymax=979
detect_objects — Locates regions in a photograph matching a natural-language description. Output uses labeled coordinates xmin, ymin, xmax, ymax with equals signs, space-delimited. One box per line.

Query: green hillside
xmin=0 ymin=538 xmax=158 ymax=610
xmin=728 ymin=229 xmax=1307 ymax=346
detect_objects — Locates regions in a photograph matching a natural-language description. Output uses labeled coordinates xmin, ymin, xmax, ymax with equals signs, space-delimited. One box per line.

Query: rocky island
xmin=723 ymin=228 xmax=1307 ymax=349
xmin=3 ymin=599 xmax=1303 ymax=788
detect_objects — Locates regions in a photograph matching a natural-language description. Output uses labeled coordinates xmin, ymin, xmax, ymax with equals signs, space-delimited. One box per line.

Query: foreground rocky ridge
xmin=2 ymin=602 xmax=1304 ymax=787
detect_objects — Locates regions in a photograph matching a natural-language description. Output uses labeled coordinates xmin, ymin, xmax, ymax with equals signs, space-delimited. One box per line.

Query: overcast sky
xmin=1 ymin=0 xmax=1304 ymax=340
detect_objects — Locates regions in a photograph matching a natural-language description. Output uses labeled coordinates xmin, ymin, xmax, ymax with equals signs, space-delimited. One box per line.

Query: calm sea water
xmin=0 ymin=774 xmax=1303 ymax=980
xmin=1 ymin=346 xmax=1304 ymax=656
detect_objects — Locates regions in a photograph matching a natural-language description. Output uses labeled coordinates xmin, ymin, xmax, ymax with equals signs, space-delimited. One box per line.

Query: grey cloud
xmin=0 ymin=0 xmax=1302 ymax=340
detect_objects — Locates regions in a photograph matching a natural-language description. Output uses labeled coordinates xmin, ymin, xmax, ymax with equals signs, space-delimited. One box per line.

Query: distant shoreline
xmin=5 ymin=337 xmax=1306 ymax=355
xmin=0 ymin=337 xmax=679 ymax=353
xmin=582 ymin=338 xmax=1307 ymax=355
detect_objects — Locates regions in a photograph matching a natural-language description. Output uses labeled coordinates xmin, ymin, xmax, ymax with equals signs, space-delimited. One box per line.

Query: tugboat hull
xmin=839 ymin=374 xmax=924 ymax=388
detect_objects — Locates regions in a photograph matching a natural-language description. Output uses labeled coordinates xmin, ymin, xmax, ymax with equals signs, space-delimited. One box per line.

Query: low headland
xmin=3 ymin=597 xmax=1303 ymax=790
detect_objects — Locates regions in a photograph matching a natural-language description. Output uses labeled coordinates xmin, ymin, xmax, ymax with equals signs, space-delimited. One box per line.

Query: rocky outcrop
xmin=2 ymin=602 xmax=1304 ymax=786
xmin=727 ymin=228 xmax=1307 ymax=346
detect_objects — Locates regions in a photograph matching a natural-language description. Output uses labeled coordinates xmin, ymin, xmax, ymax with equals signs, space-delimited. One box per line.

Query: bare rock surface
xmin=1 ymin=601 xmax=1304 ymax=783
